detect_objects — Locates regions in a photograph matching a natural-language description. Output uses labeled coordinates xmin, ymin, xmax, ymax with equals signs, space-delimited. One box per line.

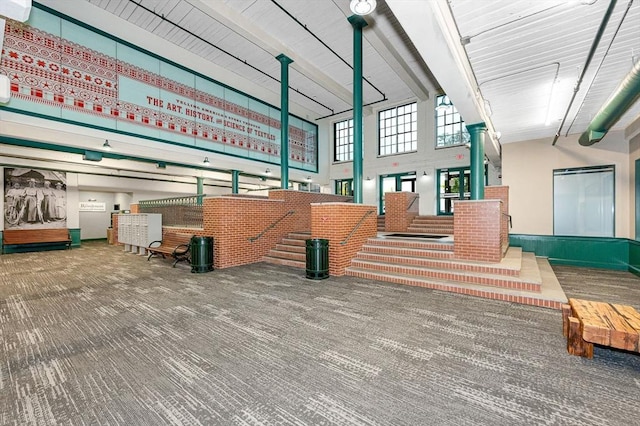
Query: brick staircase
xmin=262 ymin=231 xmax=310 ymax=268
xmin=345 ymin=235 xmax=567 ymax=309
xmin=377 ymin=215 xmax=385 ymax=232
xmin=407 ymin=215 xmax=454 ymax=235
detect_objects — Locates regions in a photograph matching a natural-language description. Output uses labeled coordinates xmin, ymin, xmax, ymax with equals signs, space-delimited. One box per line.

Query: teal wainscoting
xmin=70 ymin=228 xmax=82 ymax=248
xmin=628 ymin=239 xmax=640 ymax=275
xmin=509 ymin=234 xmax=630 ymax=271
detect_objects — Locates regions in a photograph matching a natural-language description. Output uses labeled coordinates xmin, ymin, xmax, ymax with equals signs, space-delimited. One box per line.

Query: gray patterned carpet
xmin=1 ymin=241 xmax=639 ymax=425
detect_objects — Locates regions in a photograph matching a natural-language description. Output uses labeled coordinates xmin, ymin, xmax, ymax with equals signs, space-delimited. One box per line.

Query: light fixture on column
xmin=350 ymin=0 xmax=377 ymax=15
xmin=203 ymin=157 xmax=210 ymax=166
xmin=102 ymin=140 xmax=112 ymax=151
xmin=265 ymin=168 xmax=272 ymax=175
xmin=366 ymin=176 xmax=371 ymax=181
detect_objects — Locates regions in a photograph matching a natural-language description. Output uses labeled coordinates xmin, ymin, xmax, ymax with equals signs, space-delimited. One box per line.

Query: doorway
xmin=379 ymin=172 xmax=416 ymax=214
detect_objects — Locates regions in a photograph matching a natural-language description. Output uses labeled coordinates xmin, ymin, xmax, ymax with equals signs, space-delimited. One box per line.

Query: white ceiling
xmin=42 ymin=0 xmax=640 ymax=155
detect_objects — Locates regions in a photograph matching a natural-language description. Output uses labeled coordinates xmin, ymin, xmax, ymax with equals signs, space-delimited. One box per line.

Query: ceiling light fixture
xmin=203 ymin=157 xmax=210 ymax=165
xmin=350 ymin=0 xmax=377 ymax=16
xmin=435 ymin=96 xmax=453 ymax=112
xmin=102 ymin=140 xmax=112 ymax=151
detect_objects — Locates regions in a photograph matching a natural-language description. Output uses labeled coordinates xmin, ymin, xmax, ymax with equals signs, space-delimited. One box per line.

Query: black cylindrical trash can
xmin=191 ymin=236 xmax=214 ymax=273
xmin=305 ymin=238 xmax=329 ymax=280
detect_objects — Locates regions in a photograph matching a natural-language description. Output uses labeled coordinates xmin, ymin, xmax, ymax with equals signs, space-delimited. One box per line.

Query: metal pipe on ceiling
xmin=551 ymin=0 xmax=617 ymax=146
xmin=578 ymin=58 xmax=640 ymax=145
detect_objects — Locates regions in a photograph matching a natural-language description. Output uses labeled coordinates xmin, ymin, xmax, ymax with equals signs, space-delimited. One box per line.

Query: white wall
xmin=503 ymin=131 xmax=632 ymax=238
xmin=321 ymin=98 xmax=500 ymax=215
xmin=78 ymin=191 xmax=115 ymax=239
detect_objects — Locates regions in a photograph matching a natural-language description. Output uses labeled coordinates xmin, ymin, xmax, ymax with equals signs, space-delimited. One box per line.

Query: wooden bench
xmin=2 ymin=228 xmax=72 ymax=253
xmin=147 ymin=232 xmax=193 ymax=267
xmin=562 ymin=298 xmax=640 ymax=358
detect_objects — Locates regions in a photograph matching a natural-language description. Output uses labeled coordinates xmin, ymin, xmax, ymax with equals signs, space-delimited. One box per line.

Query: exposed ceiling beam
xmin=187 ymin=0 xmax=354 ymax=107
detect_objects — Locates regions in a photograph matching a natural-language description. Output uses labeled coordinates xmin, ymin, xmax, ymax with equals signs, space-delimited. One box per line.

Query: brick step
xmin=281 ymin=238 xmax=306 ymax=246
xmin=275 ymin=244 xmax=305 ymax=253
xmin=345 ymin=258 xmax=566 ymax=310
xmin=411 ymin=218 xmax=454 ymax=224
xmin=360 ymin=244 xmax=454 ymax=259
xmin=288 ymin=232 xmax=311 ymax=240
xmin=265 ymin=249 xmax=306 ymax=262
xmin=262 ymin=256 xmax=305 ymax=269
xmin=368 ymin=237 xmax=454 ymax=251
xmin=406 ymin=227 xmax=453 ymax=234
xmin=354 ymin=252 xmax=519 ymax=276
xmin=348 ymin=255 xmax=540 ymax=291
xmin=408 ymin=221 xmax=454 ymax=227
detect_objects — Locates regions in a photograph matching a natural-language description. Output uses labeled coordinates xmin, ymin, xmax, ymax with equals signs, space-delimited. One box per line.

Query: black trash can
xmin=305 ymin=238 xmax=329 ymax=280
xmin=190 ymin=236 xmax=214 ymax=273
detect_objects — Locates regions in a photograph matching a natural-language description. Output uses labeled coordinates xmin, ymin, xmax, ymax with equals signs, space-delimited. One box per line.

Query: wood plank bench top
xmin=3 ymin=229 xmax=71 ymax=247
xmin=562 ymin=298 xmax=640 ymax=357
xmin=147 ymin=232 xmax=193 ymax=267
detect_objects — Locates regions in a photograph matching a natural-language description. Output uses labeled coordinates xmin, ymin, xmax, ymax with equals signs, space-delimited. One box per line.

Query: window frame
xmin=435 ymin=95 xmax=470 ymax=149
xmin=333 ymin=118 xmax=354 ymax=163
xmin=378 ymin=102 xmax=418 ymax=157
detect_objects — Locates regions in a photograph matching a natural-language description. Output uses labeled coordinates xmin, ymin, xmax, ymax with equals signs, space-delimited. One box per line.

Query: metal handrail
xmin=340 ymin=210 xmax=376 ymax=245
xmin=407 ymin=195 xmax=419 ymax=211
xmin=502 ymin=212 xmax=512 ymax=228
xmin=248 ymin=210 xmax=295 ymax=242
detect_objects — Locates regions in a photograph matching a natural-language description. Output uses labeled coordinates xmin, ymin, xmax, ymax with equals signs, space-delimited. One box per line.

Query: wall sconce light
xmin=265 ymin=168 xmax=272 ymax=175
xmin=102 ymin=140 xmax=112 ymax=151
xmin=422 ymin=171 xmax=428 ymax=177
xmin=350 ymin=0 xmax=377 ymax=15
xmin=156 ymin=162 xmax=166 ymax=169
xmin=88 ymin=198 xmax=97 ymax=202
xmin=366 ymin=176 xmax=371 ymax=181
xmin=305 ymin=176 xmax=312 ymax=182
xmin=203 ymin=157 xmax=210 ymax=166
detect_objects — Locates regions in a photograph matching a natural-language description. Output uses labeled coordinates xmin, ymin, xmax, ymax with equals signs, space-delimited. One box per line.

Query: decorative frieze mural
xmin=0 ymin=5 xmax=317 ymax=171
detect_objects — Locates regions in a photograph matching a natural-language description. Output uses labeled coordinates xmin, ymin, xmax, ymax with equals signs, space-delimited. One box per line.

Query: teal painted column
xmin=466 ymin=122 xmax=486 ymax=200
xmin=231 ymin=170 xmax=240 ymax=194
xmin=196 ymin=176 xmax=204 ymax=205
xmin=276 ymin=54 xmax=293 ymax=189
xmin=348 ymin=15 xmax=367 ymax=204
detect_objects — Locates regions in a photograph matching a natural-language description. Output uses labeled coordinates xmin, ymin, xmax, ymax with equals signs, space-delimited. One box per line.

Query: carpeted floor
xmin=1 ymin=241 xmax=639 ymax=425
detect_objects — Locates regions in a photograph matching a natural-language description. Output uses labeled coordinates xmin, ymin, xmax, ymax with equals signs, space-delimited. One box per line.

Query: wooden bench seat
xmin=2 ymin=229 xmax=72 ymax=253
xmin=562 ymin=298 xmax=640 ymax=358
xmin=147 ymin=232 xmax=193 ymax=267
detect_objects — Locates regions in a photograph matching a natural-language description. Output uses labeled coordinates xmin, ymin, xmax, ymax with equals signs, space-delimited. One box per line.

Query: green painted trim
xmin=5 ymin=3 xmax=319 ymax=173
xmin=276 ymin=54 xmax=294 ymax=189
xmin=466 ymin=122 xmax=486 ymax=200
xmin=81 ymin=238 xmax=107 ymax=242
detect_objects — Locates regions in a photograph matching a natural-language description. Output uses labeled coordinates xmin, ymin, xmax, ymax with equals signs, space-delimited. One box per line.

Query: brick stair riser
xmin=356 ymin=252 xmax=518 ymax=276
xmin=362 ymin=245 xmax=454 ymax=259
xmin=408 ymin=223 xmax=454 ymax=229
xmin=262 ymin=256 xmax=305 ymax=268
xmin=344 ymin=269 xmax=560 ymax=309
xmin=406 ymin=228 xmax=453 ymax=234
xmin=267 ymin=250 xmax=306 ymax=262
xmin=411 ymin=219 xmax=454 ymax=224
xmin=350 ymin=260 xmax=540 ymax=292
xmin=368 ymin=238 xmax=454 ymax=251
xmin=275 ymin=244 xmax=306 ymax=253
xmin=288 ymin=233 xmax=311 ymax=240
xmin=282 ymin=238 xmax=306 ymax=246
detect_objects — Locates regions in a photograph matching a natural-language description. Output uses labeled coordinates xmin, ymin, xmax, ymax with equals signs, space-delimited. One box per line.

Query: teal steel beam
xmin=579 ymin=59 xmax=640 ymax=146
xmin=276 ymin=54 xmax=294 ymax=189
xmin=348 ymin=15 xmax=367 ymax=204
xmin=231 ymin=170 xmax=239 ymax=194
xmin=467 ymin=122 xmax=486 ymax=200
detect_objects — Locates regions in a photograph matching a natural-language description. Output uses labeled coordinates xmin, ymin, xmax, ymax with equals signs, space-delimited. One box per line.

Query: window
xmin=435 ymin=95 xmax=470 ymax=148
xmin=334 ymin=118 xmax=353 ymax=162
xmin=335 ymin=179 xmax=353 ymax=196
xmin=378 ymin=102 xmax=417 ymax=156
xmin=553 ymin=165 xmax=614 ymax=237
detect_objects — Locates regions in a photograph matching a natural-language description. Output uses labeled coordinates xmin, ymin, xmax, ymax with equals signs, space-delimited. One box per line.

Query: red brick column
xmin=453 ymin=200 xmax=502 ymax=263
xmin=485 ymin=186 xmax=510 ymax=254
xmin=129 ymin=204 xmax=139 ymax=213
xmin=269 ymin=190 xmax=353 ymax=232
xmin=384 ymin=192 xmax=419 ymax=232
xmin=311 ymin=203 xmax=377 ymax=276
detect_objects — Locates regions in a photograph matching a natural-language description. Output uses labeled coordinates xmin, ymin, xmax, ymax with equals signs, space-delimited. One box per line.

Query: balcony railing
xmin=139 ymin=194 xmax=204 ymax=228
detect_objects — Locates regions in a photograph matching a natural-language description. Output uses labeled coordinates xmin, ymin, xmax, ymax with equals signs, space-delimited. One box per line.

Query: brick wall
xmin=311 ymin=203 xmax=377 ymax=276
xmin=204 ymin=197 xmax=289 ymax=269
xmin=453 ymin=200 xmax=502 ymax=263
xmin=269 ymin=190 xmax=352 ymax=232
xmin=485 ymin=186 xmax=510 ymax=254
xmin=130 ymin=204 xmax=139 ymax=213
xmin=384 ymin=192 xmax=419 ymax=232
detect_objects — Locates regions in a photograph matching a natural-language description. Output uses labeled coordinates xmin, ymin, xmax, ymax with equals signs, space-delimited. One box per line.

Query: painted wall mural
xmin=0 ymin=5 xmax=317 ymax=171
xmin=4 ymin=168 xmax=67 ymax=230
